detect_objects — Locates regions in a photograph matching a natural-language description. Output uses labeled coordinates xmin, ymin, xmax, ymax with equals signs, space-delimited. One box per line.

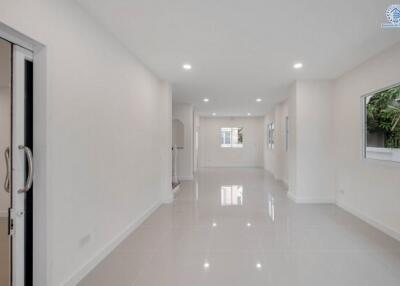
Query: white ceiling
xmin=77 ymin=0 xmax=400 ymax=116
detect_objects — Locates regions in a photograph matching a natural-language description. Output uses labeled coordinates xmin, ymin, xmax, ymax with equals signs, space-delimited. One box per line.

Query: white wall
xmin=172 ymin=102 xmax=194 ymax=180
xmin=264 ymin=100 xmax=289 ymax=185
xmin=0 ymin=40 xmax=11 ymax=217
xmin=193 ymin=113 xmax=200 ymax=172
xmin=287 ymin=84 xmax=297 ymax=199
xmin=172 ymin=119 xmax=184 ymax=148
xmin=265 ymin=43 xmax=400 ymax=239
xmin=199 ymin=117 xmax=264 ymax=168
xmin=0 ymin=1 xmax=172 ymax=285
xmin=333 ymin=43 xmax=400 ymax=239
xmin=266 ymin=81 xmax=335 ymax=203
xmin=158 ymin=83 xmax=173 ymax=204
xmin=0 ymin=88 xmax=10 ymax=216
xmin=294 ymin=80 xmax=335 ymax=203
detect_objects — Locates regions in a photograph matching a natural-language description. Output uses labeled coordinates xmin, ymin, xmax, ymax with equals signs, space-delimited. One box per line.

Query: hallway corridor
xmin=79 ymin=168 xmax=400 ymax=286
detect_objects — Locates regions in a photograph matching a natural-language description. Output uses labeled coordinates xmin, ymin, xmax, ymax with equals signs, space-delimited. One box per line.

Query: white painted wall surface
xmin=0 ymin=88 xmax=10 ymax=216
xmin=333 ymin=43 xmax=400 ymax=239
xmin=193 ymin=113 xmax=200 ymax=172
xmin=0 ymin=1 xmax=172 ymax=285
xmin=172 ymin=103 xmax=194 ymax=180
xmin=264 ymin=100 xmax=289 ymax=185
xmin=199 ymin=117 xmax=264 ymax=168
xmin=287 ymin=84 xmax=297 ymax=199
xmin=266 ymin=81 xmax=335 ymax=203
xmin=172 ymin=119 xmax=184 ymax=148
xmin=294 ymin=80 xmax=335 ymax=202
xmin=158 ymin=83 xmax=173 ymax=204
xmin=0 ymin=40 xmax=11 ymax=217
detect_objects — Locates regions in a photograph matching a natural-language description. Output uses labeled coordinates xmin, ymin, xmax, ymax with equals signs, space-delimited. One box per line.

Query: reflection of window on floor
xmin=268 ymin=194 xmax=275 ymax=222
xmin=364 ymin=84 xmax=400 ymax=163
xmin=220 ymin=185 xmax=243 ymax=206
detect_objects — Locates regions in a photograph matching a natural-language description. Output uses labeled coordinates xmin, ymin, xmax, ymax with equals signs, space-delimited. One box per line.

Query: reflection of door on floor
xmin=0 ymin=37 xmax=12 ymax=286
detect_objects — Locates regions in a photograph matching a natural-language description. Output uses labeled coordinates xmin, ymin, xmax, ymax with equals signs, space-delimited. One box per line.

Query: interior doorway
xmin=0 ymin=36 xmax=34 ymax=286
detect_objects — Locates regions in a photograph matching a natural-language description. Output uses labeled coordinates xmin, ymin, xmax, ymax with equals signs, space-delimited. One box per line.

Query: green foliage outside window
xmin=366 ymin=85 xmax=400 ymax=148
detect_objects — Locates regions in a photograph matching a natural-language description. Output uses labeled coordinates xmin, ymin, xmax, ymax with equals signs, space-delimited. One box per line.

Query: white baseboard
xmin=263 ymin=169 xmax=288 ymax=188
xmin=203 ymin=165 xmax=263 ymax=168
xmin=163 ymin=197 xmax=174 ymax=204
xmin=295 ymin=197 xmax=335 ymax=204
xmin=163 ymin=192 xmax=174 ymax=204
xmin=286 ymin=192 xmax=335 ymax=204
xmin=288 ymin=194 xmax=400 ymax=241
xmin=63 ymin=200 xmax=162 ymax=286
xmin=287 ymin=191 xmax=296 ymax=202
xmin=172 ymin=184 xmax=180 ymax=194
xmin=178 ymin=175 xmax=193 ymax=181
xmin=0 ymin=210 xmax=8 ymax=218
xmin=337 ymin=201 xmax=400 ymax=242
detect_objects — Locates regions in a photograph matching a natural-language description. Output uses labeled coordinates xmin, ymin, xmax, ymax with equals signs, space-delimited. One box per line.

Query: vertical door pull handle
xmin=3 ymin=147 xmax=10 ymax=192
xmin=18 ymin=145 xmax=33 ymax=193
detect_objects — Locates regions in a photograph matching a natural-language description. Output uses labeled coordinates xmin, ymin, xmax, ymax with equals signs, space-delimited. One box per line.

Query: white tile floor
xmin=79 ymin=168 xmax=400 ymax=286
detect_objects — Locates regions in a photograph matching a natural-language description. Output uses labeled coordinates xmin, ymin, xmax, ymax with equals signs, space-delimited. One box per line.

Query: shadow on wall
xmin=172 ymin=119 xmax=184 ymax=186
xmin=172 ymin=119 xmax=184 ymax=148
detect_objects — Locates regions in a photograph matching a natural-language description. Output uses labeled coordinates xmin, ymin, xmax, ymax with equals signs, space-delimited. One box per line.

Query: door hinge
xmin=8 ymin=208 xmax=15 ymax=236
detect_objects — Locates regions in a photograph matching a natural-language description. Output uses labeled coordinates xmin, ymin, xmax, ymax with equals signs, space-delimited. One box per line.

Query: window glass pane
xmin=231 ymin=127 xmax=243 ymax=148
xmin=267 ymin=122 xmax=275 ymax=149
xmin=237 ymin=128 xmax=243 ymax=144
xmin=225 ymin=131 xmax=231 ymax=144
xmin=220 ymin=127 xmax=243 ymax=148
xmin=220 ymin=128 xmax=232 ymax=147
xmin=365 ymin=84 xmax=400 ymax=163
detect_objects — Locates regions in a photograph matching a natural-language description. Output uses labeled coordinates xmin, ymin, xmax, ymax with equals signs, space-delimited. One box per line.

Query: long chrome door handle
xmin=4 ymin=147 xmax=10 ymax=192
xmin=18 ymin=145 xmax=33 ymax=193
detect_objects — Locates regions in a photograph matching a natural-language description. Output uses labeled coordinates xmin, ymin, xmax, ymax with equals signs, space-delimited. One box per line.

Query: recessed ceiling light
xmin=293 ymin=62 xmax=303 ymax=69
xmin=256 ymin=98 xmax=262 ymax=102
xmin=203 ymin=262 xmax=210 ymax=269
xmin=247 ymin=222 xmax=252 ymax=227
xmin=212 ymin=113 xmax=217 ymax=116
xmin=212 ymin=222 xmax=217 ymax=227
xmin=182 ymin=63 xmax=192 ymax=70
xmin=203 ymin=98 xmax=209 ymax=102
xmin=256 ymin=263 xmax=262 ymax=269
xmin=247 ymin=113 xmax=251 ymax=116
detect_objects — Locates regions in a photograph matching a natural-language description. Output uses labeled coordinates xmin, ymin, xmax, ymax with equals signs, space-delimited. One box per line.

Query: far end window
xmin=220 ymin=127 xmax=243 ymax=148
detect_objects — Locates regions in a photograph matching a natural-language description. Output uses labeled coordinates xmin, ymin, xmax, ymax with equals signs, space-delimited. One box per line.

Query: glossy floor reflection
xmin=79 ymin=168 xmax=400 ymax=286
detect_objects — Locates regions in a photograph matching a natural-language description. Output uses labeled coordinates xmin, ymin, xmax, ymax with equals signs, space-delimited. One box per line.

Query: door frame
xmin=11 ymin=44 xmax=34 ymax=286
xmin=0 ymin=22 xmax=50 ymax=286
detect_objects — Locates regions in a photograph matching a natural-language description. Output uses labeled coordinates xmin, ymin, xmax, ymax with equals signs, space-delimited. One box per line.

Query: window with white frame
xmin=267 ymin=122 xmax=275 ymax=149
xmin=363 ymin=84 xmax=400 ymax=163
xmin=285 ymin=116 xmax=289 ymax=152
xmin=220 ymin=127 xmax=243 ymax=148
